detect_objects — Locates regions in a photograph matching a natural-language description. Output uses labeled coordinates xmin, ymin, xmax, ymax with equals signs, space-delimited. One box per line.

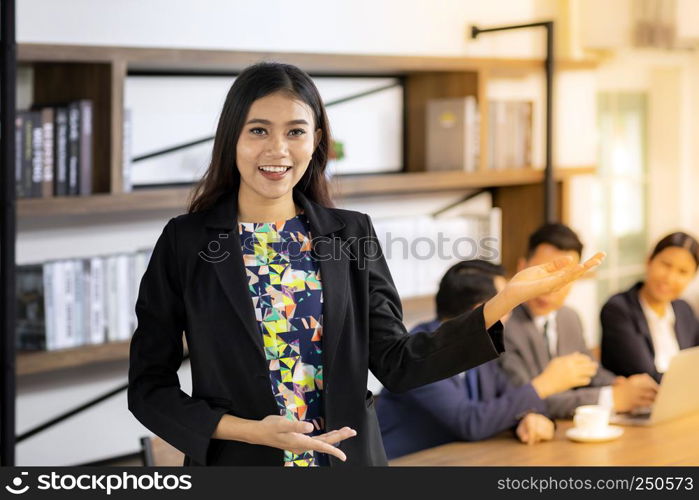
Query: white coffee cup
xmin=573 ymin=405 xmax=610 ymax=435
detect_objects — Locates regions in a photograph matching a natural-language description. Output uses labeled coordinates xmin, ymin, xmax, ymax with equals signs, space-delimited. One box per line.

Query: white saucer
xmin=566 ymin=425 xmax=624 ymax=443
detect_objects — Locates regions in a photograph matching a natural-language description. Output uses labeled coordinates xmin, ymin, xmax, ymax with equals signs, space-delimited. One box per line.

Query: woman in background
xmin=601 ymin=232 xmax=699 ymax=383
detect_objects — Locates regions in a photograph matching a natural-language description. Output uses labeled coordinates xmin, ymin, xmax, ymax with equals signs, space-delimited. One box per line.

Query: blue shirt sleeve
xmin=398 ymin=368 xmax=546 ymax=442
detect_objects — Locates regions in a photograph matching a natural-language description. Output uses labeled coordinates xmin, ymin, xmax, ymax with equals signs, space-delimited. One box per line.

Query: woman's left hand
xmin=504 ymin=252 xmax=606 ymax=306
xmin=483 ymin=252 xmax=606 ymax=328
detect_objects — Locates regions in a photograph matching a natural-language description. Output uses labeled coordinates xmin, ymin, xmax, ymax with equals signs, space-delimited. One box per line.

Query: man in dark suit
xmin=499 ymin=223 xmax=659 ymax=419
xmin=376 ymin=261 xmax=596 ymax=460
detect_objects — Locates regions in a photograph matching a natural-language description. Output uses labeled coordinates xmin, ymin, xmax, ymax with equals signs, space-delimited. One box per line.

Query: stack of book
xmin=16 ymin=247 xmax=152 ymax=352
xmin=426 ymin=95 xmax=480 ymax=172
xmin=370 ymin=193 xmax=502 ymax=299
xmin=487 ymin=100 xmax=533 ymax=170
xmin=15 ymin=99 xmax=93 ymax=198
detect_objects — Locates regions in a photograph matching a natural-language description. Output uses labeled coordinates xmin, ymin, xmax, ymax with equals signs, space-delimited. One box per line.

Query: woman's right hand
xmin=250 ymin=415 xmax=357 ymax=462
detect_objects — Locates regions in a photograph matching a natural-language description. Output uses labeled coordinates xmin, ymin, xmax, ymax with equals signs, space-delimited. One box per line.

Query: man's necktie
xmin=466 ymin=369 xmax=480 ymax=401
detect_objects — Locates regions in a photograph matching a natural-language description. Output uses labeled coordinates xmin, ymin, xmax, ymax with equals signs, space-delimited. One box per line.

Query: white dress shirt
xmin=639 ymin=295 xmax=680 ymax=373
xmin=533 ymin=309 xmax=613 ymax=408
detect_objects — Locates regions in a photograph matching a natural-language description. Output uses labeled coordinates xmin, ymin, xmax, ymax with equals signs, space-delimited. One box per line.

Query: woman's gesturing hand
xmin=251 ymin=415 xmax=357 ymax=462
xmin=483 ymin=252 xmax=606 ymax=328
xmin=505 ymin=252 xmax=606 ymax=305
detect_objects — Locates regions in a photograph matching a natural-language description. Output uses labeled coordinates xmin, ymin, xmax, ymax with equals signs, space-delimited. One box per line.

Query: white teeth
xmin=259 ymin=166 xmax=290 ymax=173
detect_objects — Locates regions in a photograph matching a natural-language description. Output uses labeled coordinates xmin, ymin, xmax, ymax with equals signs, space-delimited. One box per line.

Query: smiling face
xmin=644 ymin=246 xmax=698 ymax=303
xmin=519 ymin=243 xmax=580 ymax=317
xmin=236 ymin=91 xmax=322 ymax=202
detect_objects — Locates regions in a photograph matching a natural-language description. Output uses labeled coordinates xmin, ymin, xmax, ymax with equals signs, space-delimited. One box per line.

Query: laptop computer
xmin=611 ymin=345 xmax=699 ymax=426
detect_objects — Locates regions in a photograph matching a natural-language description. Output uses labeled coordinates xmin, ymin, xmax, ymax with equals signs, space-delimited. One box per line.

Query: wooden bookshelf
xmin=18 ymin=43 xmax=599 ymax=73
xmin=17 ymin=336 xmax=191 ymax=377
xmin=17 ymin=341 xmax=133 ymax=376
xmin=17 ymin=187 xmax=193 ymax=218
xmin=17 ymin=166 xmax=595 ymax=219
xmin=16 ymin=296 xmax=423 ymax=377
xmin=14 ymin=43 xmax=600 ymax=375
xmin=332 ymin=166 xmax=595 ymax=197
xmin=18 ymin=43 xmax=599 ymax=192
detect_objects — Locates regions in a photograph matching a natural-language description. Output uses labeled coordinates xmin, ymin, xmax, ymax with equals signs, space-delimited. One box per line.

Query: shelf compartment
xmin=18 ymin=167 xmax=595 ymax=218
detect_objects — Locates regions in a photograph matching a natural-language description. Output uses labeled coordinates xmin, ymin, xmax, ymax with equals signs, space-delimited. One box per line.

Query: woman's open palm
xmin=505 ymin=252 xmax=606 ymax=305
xmin=254 ymin=415 xmax=357 ymax=462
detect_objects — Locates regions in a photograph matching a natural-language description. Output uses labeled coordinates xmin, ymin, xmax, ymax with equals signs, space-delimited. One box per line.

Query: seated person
xmin=499 ymin=223 xmax=659 ymax=419
xmin=376 ymin=260 xmax=594 ymax=460
xmin=601 ymin=231 xmax=699 ymax=383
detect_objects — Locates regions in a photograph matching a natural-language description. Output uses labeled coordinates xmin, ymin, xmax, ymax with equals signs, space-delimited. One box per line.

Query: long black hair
xmin=188 ymin=61 xmax=333 ymax=213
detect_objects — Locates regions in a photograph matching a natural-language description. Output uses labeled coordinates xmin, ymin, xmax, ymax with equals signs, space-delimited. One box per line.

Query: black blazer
xmin=600 ymin=281 xmax=699 ymax=383
xmin=127 ymin=187 xmax=504 ymax=466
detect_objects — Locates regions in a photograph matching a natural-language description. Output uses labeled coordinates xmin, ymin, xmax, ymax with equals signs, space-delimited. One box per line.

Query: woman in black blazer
xmin=127 ymin=61 xmax=605 ymax=466
xmin=601 ymin=232 xmax=699 ymax=383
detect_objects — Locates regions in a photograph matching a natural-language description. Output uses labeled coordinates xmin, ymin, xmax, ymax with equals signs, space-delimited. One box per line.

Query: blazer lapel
xmin=522 ymin=305 xmax=551 ymax=374
xmin=202 ymin=188 xmax=348 ymax=371
xmin=671 ymin=301 xmax=691 ymax=349
xmin=520 ymin=305 xmax=550 ymax=373
xmin=626 ymin=281 xmax=656 ymax=356
xmin=203 ymin=190 xmax=266 ymax=361
xmin=292 ymin=190 xmax=348 ymax=377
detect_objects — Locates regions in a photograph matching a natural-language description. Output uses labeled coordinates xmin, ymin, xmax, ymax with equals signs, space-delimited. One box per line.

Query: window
xmin=595 ymin=92 xmax=649 ymax=306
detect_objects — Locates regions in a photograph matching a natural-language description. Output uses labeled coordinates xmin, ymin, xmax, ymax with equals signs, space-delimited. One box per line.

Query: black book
xmin=29 ymin=110 xmax=44 ymax=198
xmin=53 ymin=107 xmax=69 ymax=196
xmin=67 ymin=101 xmax=81 ymax=196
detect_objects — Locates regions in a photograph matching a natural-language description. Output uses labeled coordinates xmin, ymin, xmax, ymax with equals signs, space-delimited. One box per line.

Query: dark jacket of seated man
xmin=377 ymin=318 xmax=549 ymax=460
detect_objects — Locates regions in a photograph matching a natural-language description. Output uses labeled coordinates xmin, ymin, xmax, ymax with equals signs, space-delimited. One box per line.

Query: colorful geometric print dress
xmin=237 ymin=211 xmax=329 ymax=467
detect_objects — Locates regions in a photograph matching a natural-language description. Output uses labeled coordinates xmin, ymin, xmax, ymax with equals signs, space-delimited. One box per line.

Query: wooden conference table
xmin=389 ymin=412 xmax=699 ymax=466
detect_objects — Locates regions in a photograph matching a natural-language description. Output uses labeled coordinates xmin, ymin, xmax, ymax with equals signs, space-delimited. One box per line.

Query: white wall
xmin=18 ymin=0 xmax=552 ymax=58
xmin=685 ymin=52 xmax=699 ymax=308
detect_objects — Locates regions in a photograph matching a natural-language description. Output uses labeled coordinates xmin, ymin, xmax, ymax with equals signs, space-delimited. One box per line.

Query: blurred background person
xmin=499 ymin=223 xmax=658 ymax=418
xmin=601 ymin=231 xmax=699 ymax=383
